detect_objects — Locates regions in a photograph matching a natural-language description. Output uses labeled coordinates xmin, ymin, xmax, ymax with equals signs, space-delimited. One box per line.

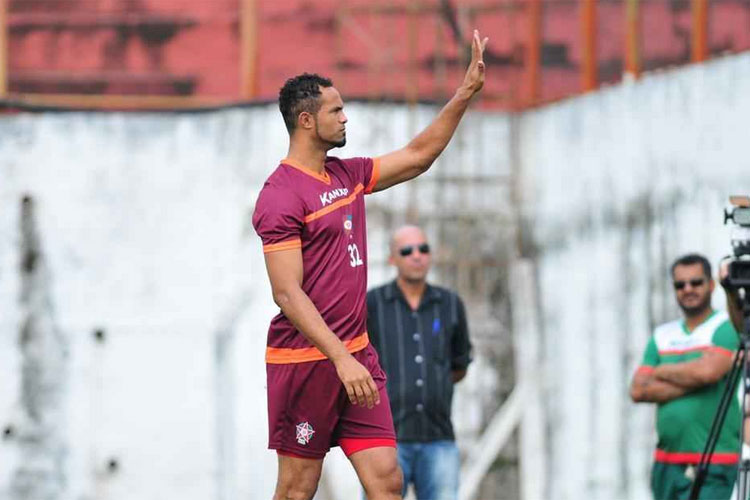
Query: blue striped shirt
xmin=367 ymin=281 xmax=472 ymax=442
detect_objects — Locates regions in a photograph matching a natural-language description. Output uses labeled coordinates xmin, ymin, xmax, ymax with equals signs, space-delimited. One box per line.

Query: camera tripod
xmin=690 ymin=292 xmax=750 ymax=500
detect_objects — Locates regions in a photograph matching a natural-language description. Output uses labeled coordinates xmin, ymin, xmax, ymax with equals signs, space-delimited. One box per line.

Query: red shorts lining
xmin=339 ymin=437 xmax=397 ymax=457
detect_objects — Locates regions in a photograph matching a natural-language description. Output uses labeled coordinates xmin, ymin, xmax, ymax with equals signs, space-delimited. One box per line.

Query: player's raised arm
xmin=264 ymin=249 xmax=380 ymax=409
xmin=372 ymin=29 xmax=489 ymax=192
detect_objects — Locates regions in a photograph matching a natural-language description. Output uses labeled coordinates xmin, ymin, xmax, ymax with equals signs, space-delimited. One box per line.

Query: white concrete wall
xmin=0 ymin=109 xmax=282 ymax=500
xmin=518 ymin=53 xmax=750 ymax=500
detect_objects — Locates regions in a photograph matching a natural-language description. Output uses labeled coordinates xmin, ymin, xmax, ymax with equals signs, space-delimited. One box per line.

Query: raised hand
xmin=461 ymin=29 xmax=489 ymax=95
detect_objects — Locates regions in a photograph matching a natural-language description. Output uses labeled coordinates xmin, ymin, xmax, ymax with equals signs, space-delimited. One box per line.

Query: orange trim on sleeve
xmin=266 ymin=332 xmax=370 ymax=364
xmin=636 ymin=365 xmax=655 ymax=375
xmin=365 ymin=158 xmax=381 ymax=194
xmin=263 ymin=238 xmax=302 ymax=254
xmin=304 ymin=183 xmax=364 ymax=223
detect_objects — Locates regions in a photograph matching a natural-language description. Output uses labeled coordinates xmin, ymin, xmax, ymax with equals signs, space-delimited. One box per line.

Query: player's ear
xmin=298 ymin=111 xmax=315 ymax=130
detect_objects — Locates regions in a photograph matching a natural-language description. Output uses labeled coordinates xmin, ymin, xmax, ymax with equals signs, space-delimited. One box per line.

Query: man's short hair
xmin=671 ymin=253 xmax=712 ymax=279
xmin=278 ymin=73 xmax=333 ymax=133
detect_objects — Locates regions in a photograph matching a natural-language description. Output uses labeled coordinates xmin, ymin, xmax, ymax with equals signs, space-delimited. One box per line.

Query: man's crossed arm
xmin=630 ymin=349 xmax=734 ymax=403
xmin=630 ymin=368 xmax=688 ymax=403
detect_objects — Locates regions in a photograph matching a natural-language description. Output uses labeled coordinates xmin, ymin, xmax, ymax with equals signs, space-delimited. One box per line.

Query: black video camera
xmin=724 ymin=195 xmax=750 ymax=288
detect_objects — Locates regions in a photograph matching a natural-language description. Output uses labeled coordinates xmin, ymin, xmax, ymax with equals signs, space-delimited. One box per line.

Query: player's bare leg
xmin=273 ymin=455 xmax=324 ymax=500
xmin=349 ymin=446 xmax=403 ymax=500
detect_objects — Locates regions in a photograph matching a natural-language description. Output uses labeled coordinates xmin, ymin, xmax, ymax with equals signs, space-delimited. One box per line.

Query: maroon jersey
xmin=252 ymin=156 xmax=380 ymax=364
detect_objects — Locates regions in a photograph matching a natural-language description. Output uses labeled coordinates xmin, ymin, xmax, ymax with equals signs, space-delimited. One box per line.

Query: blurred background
xmin=0 ymin=0 xmax=749 ymax=499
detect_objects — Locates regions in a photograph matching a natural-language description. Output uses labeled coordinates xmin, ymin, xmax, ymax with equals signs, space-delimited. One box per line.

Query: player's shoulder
xmin=257 ymin=163 xmax=305 ymax=198
xmin=326 ymin=155 xmax=372 ymax=171
xmin=254 ymin=164 xmax=305 ymax=212
xmin=262 ymin=162 xmax=297 ymax=188
xmin=326 ymin=155 xmax=363 ymax=165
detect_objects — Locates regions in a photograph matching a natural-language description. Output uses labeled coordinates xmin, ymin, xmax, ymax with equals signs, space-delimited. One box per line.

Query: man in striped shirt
xmin=630 ymin=253 xmax=740 ymax=500
xmin=367 ymin=225 xmax=472 ymax=500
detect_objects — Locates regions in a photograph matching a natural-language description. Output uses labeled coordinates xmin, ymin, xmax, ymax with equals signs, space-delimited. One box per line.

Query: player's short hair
xmin=671 ymin=253 xmax=712 ymax=279
xmin=278 ymin=73 xmax=333 ymax=133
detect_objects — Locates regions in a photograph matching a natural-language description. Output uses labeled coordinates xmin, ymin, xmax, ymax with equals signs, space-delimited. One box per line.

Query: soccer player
xmin=252 ymin=30 xmax=488 ymax=500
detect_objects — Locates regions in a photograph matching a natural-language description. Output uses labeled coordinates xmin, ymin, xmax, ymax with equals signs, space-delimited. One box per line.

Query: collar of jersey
xmin=681 ymin=309 xmax=717 ymax=335
xmin=281 ymin=158 xmax=331 ymax=185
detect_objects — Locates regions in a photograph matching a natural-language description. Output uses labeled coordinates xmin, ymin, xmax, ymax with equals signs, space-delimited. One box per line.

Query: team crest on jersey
xmin=343 ymin=214 xmax=353 ymax=234
xmin=295 ymin=422 xmax=315 ymax=445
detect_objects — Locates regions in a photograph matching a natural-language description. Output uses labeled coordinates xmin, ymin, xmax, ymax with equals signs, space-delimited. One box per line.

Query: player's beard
xmin=329 ymin=136 xmax=346 ymax=148
xmin=321 ymin=134 xmax=346 ymax=149
xmin=315 ymin=123 xmax=346 ymax=149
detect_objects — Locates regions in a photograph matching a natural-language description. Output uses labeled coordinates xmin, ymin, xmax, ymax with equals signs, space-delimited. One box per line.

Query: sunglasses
xmin=399 ymin=243 xmax=430 ymax=257
xmin=673 ymin=278 xmax=706 ymax=290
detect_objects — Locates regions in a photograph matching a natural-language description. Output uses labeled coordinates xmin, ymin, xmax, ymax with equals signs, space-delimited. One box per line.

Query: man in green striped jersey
xmin=631 ymin=253 xmax=741 ymax=500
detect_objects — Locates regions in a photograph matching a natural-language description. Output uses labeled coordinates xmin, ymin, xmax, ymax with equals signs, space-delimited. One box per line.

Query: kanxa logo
xmin=320 ymin=188 xmax=349 ymax=207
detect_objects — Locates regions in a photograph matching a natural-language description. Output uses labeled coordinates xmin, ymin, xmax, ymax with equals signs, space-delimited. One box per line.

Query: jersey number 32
xmin=348 ymin=244 xmax=364 ymax=268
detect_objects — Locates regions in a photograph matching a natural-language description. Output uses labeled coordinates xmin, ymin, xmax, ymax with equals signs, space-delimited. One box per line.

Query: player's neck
xmin=396 ymin=277 xmax=427 ymax=311
xmin=286 ymin=140 xmax=328 ymax=174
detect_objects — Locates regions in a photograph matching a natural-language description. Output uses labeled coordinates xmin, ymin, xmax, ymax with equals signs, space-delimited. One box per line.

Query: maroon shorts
xmin=266 ymin=343 xmax=396 ymax=459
